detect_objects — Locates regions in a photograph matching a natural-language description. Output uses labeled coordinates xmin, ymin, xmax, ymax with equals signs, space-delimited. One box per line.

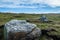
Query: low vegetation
xmin=0 ymin=13 xmax=60 ymax=40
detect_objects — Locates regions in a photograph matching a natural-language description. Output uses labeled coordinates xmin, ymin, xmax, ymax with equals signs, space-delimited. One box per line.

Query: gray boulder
xmin=4 ymin=19 xmax=41 ymax=40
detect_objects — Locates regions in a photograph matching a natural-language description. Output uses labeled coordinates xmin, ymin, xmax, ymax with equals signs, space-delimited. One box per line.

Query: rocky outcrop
xmin=4 ymin=19 xmax=41 ymax=40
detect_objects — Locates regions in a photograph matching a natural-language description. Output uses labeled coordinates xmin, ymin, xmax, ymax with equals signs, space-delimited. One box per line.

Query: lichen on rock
xmin=4 ymin=19 xmax=41 ymax=40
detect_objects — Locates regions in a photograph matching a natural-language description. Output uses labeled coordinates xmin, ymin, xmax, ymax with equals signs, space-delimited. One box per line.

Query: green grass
xmin=0 ymin=13 xmax=60 ymax=40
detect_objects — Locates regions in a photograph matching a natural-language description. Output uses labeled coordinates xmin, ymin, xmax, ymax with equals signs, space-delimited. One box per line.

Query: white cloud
xmin=34 ymin=0 xmax=60 ymax=7
xmin=43 ymin=0 xmax=60 ymax=7
xmin=0 ymin=5 xmax=38 ymax=8
xmin=0 ymin=0 xmax=60 ymax=8
xmin=31 ymin=0 xmax=60 ymax=7
xmin=0 ymin=0 xmax=40 ymax=8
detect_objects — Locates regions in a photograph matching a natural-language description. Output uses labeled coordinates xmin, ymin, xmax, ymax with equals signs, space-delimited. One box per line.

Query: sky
xmin=0 ymin=0 xmax=60 ymax=13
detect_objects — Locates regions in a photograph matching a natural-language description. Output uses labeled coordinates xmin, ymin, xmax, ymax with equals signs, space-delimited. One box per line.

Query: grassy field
xmin=0 ymin=13 xmax=60 ymax=40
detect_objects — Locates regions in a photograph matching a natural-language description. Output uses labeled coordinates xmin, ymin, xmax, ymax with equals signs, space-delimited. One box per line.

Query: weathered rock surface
xmin=40 ymin=15 xmax=52 ymax=23
xmin=4 ymin=19 xmax=41 ymax=40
